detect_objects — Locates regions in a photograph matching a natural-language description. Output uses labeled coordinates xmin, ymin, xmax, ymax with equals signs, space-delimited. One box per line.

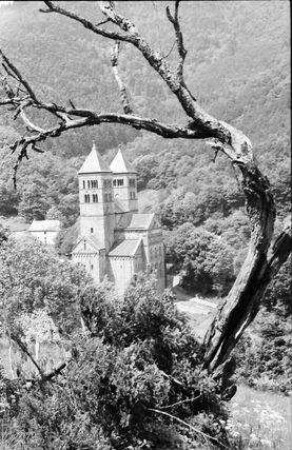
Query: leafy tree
xmin=165 ymin=223 xmax=235 ymax=296
xmin=0 ymin=224 xmax=8 ymax=245
xmin=0 ymin=183 xmax=19 ymax=216
xmin=134 ymin=154 xmax=159 ymax=191
xmin=56 ymin=219 xmax=80 ymax=256
xmin=18 ymin=177 xmax=51 ymax=221
xmin=0 ymin=237 xmax=90 ymax=339
xmin=234 ymin=307 xmax=292 ymax=394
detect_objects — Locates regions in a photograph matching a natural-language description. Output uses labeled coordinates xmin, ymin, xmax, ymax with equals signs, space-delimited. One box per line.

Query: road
xmin=173 ymin=286 xmax=218 ymax=342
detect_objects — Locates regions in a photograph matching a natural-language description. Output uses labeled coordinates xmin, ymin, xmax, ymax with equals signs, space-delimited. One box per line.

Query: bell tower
xmin=110 ymin=149 xmax=138 ymax=213
xmin=78 ymin=142 xmax=115 ymax=251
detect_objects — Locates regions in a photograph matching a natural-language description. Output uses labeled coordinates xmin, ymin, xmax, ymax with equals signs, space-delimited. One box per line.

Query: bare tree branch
xmin=10 ymin=333 xmax=44 ymax=378
xmin=0 ymin=49 xmax=38 ymax=103
xmin=110 ymin=41 xmax=133 ymax=114
xmin=41 ymin=1 xmax=241 ymax=149
xmin=166 ymin=0 xmax=187 ymax=81
xmin=42 ymin=362 xmax=66 ymax=382
xmin=42 ymin=1 xmax=130 ymax=42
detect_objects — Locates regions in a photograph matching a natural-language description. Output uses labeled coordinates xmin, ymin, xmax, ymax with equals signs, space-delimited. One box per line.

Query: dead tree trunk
xmin=203 ymin=164 xmax=276 ymax=370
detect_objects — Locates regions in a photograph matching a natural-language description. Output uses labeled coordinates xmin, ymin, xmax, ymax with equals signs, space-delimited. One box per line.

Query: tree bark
xmin=203 ymin=166 xmax=291 ymax=371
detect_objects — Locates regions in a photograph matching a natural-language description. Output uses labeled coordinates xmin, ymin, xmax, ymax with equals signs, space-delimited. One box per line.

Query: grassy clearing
xmin=228 ymin=384 xmax=292 ymax=449
xmin=0 ymin=216 xmax=29 ymax=233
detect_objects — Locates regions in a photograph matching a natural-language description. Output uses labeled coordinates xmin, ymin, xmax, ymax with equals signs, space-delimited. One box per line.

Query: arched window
xmin=87 ymin=180 xmax=90 ymax=189
xmin=82 ymin=180 xmax=86 ymax=189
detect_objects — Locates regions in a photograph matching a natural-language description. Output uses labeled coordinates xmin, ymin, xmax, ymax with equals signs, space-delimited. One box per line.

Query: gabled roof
xmin=78 ymin=142 xmax=111 ymax=174
xmin=72 ymin=235 xmax=101 ymax=253
xmin=108 ymin=238 xmax=142 ymax=257
xmin=110 ymin=149 xmax=136 ymax=174
xmin=29 ymin=220 xmax=61 ymax=232
xmin=126 ymin=213 xmax=155 ymax=231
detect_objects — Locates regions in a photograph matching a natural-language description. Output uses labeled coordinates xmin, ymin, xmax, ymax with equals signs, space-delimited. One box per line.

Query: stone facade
xmin=72 ymin=144 xmax=165 ymax=294
xmin=28 ymin=219 xmax=61 ymax=246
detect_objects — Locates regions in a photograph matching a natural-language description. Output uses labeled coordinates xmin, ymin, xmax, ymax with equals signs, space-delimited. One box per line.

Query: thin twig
xmin=10 ymin=333 xmax=44 ymax=378
xmin=160 ymin=394 xmax=202 ymax=410
xmin=148 ymin=408 xmax=228 ymax=448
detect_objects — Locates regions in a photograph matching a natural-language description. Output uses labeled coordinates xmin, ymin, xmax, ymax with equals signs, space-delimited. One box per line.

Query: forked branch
xmin=166 ymin=0 xmax=187 ymax=81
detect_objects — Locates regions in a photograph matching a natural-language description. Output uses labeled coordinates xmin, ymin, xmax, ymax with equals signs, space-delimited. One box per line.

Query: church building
xmin=72 ymin=143 xmax=165 ymax=294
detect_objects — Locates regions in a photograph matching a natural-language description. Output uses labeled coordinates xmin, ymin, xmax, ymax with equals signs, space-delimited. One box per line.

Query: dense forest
xmin=0 ymin=1 xmax=291 ymax=448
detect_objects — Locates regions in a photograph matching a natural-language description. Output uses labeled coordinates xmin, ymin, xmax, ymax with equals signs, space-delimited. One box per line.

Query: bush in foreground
xmin=0 ymin=251 xmax=233 ymax=449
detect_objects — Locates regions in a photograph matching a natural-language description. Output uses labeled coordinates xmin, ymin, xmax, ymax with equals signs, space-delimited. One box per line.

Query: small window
xmin=83 ymin=180 xmax=86 ymax=189
xmin=90 ymin=227 xmax=94 ymax=233
xmin=117 ymin=178 xmax=124 ymax=186
xmin=87 ymin=180 xmax=90 ymax=189
xmin=93 ymin=194 xmax=98 ymax=203
xmin=113 ymin=179 xmax=117 ymax=187
xmin=84 ymin=194 xmax=90 ymax=203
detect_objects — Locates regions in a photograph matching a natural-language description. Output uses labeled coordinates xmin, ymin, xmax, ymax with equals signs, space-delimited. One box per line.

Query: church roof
xmin=29 ymin=219 xmax=61 ymax=232
xmin=78 ymin=142 xmax=111 ymax=174
xmin=72 ymin=235 xmax=102 ymax=253
xmin=110 ymin=149 xmax=136 ymax=174
xmin=108 ymin=238 xmax=142 ymax=257
xmin=126 ymin=213 xmax=155 ymax=231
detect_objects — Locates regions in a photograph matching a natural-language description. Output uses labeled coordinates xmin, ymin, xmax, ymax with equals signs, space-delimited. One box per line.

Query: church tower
xmin=110 ymin=149 xmax=138 ymax=213
xmin=78 ymin=142 xmax=115 ymax=251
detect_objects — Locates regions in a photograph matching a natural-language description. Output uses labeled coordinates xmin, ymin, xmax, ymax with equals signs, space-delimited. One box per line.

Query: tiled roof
xmin=110 ymin=149 xmax=136 ymax=174
xmin=72 ymin=235 xmax=102 ymax=253
xmin=108 ymin=239 xmax=142 ymax=257
xmin=29 ymin=220 xmax=61 ymax=232
xmin=78 ymin=142 xmax=111 ymax=174
xmin=126 ymin=213 xmax=155 ymax=231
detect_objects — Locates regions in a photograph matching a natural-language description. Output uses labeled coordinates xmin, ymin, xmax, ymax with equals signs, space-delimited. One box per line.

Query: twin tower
xmin=73 ymin=143 xmax=166 ymax=293
xmin=78 ymin=143 xmax=138 ymax=252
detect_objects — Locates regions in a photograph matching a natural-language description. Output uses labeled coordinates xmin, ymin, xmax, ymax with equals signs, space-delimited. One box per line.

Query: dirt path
xmin=173 ymin=286 xmax=218 ymax=341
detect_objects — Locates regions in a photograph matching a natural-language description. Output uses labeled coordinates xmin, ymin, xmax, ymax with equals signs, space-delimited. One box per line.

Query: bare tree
xmin=0 ymin=1 xmax=291 ymax=377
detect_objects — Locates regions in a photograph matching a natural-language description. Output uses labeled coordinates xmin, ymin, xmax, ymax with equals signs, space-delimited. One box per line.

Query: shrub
xmin=0 ymin=275 xmax=232 ymax=449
